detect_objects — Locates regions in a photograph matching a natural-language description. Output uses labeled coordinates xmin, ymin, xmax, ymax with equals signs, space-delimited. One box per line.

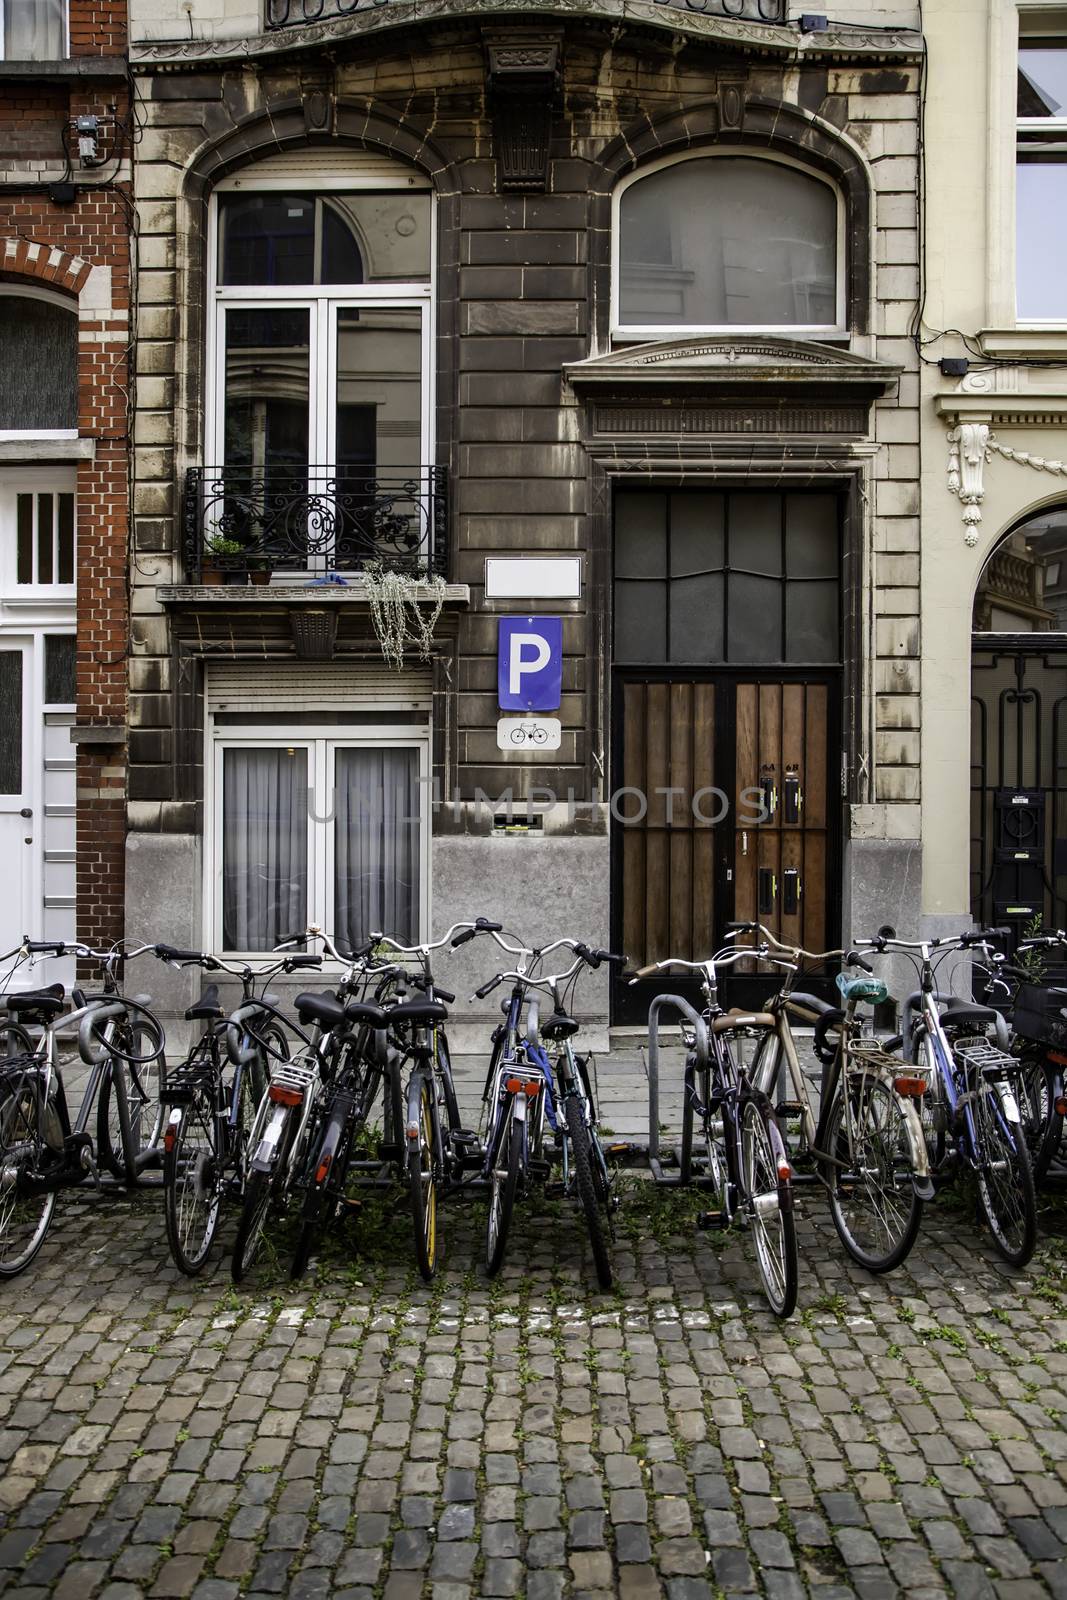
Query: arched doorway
xmin=971 ymin=507 xmax=1067 ymax=937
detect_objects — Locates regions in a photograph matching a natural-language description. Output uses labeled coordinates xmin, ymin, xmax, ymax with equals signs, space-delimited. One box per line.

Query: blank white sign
xmin=485 ymin=557 xmax=582 ymax=599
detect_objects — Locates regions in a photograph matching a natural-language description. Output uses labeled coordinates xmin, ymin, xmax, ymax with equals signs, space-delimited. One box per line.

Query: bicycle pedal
xmin=69 ymin=1134 xmax=101 ymax=1190
xmin=775 ymin=1101 xmax=803 ymax=1118
xmin=696 ymin=1209 xmax=727 ymax=1231
xmin=527 ymin=1159 xmax=551 ymax=1182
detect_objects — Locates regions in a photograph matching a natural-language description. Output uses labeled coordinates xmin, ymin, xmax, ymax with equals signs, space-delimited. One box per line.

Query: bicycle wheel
xmin=0 ymin=1073 xmax=57 ymax=1278
xmin=97 ymin=1021 xmax=166 ymax=1181
xmin=231 ymin=1169 xmax=273 ymax=1284
xmin=972 ymin=1080 xmax=1038 ymax=1267
xmin=1015 ymin=1051 xmax=1063 ymax=1183
xmin=409 ymin=1073 xmax=439 ymax=1281
xmin=565 ymin=1094 xmax=612 ymax=1291
xmin=163 ymin=1085 xmax=222 ymax=1275
xmin=740 ymin=1098 xmax=798 ymax=1318
xmin=823 ymin=1074 xmax=923 ymax=1274
xmin=486 ymin=1109 xmax=523 ymax=1277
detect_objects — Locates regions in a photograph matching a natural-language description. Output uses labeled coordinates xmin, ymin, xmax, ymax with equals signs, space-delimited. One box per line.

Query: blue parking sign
xmin=498 ymin=617 xmax=563 ymax=711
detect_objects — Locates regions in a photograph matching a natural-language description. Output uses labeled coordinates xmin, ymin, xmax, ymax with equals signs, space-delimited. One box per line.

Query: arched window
xmin=973 ymin=507 xmax=1067 ymax=631
xmin=0 ymin=289 xmax=77 ymax=433
xmin=209 ymin=161 xmax=433 ymax=480
xmin=613 ymin=151 xmax=843 ymax=336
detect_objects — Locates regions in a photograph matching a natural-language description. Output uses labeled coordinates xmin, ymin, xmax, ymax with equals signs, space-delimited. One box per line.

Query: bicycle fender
xmin=406 ymin=1072 xmax=428 ymax=1143
xmin=510 ymin=1092 xmax=528 ymax=1125
xmin=764 ymin=1115 xmax=794 ymax=1214
xmin=994 ymin=1078 xmax=1022 ymax=1125
xmin=894 ymin=1091 xmax=935 ymax=1195
xmin=252 ymin=1104 xmax=288 ymax=1173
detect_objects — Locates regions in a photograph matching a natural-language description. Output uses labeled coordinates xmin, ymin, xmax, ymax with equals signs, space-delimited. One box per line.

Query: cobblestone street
xmin=2 ymin=1156 xmax=1067 ymax=1600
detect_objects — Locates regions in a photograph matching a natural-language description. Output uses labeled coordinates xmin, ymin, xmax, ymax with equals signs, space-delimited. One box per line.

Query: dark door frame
xmin=610 ymin=666 xmax=843 ymax=1021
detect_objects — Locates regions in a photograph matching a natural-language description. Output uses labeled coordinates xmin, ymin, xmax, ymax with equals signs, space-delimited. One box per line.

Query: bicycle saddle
xmin=836 ymin=973 xmax=889 ymax=1005
xmin=542 ymin=1012 xmax=580 ymax=1040
xmin=295 ymin=991 xmax=347 ymax=1029
xmin=711 ymin=1009 xmax=775 ymax=1033
xmin=8 ymin=983 xmax=65 ymax=1018
xmin=385 ymin=999 xmax=448 ymax=1025
xmin=938 ymin=1000 xmax=1002 ymax=1030
xmin=345 ymin=1001 xmax=389 ymax=1029
xmin=185 ymin=984 xmax=223 ymax=1022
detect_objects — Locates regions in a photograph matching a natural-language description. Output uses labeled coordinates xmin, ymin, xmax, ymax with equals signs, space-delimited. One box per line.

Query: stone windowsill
xmin=157 ymin=581 xmax=471 ymax=605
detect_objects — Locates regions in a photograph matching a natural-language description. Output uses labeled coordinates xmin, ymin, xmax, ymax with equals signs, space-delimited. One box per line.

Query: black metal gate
xmin=971 ymin=637 xmax=1067 ymax=933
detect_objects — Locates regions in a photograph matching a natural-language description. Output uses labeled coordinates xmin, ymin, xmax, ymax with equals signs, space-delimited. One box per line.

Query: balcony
xmin=181 ymin=465 xmax=448 ymax=585
xmin=264 ymin=0 xmax=786 ymax=28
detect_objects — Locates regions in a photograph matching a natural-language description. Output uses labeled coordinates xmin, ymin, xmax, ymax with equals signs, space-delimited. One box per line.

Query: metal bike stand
xmin=646 ymin=993 xmax=709 ymax=1187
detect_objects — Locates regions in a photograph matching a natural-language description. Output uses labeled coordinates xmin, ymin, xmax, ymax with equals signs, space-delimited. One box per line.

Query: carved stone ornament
xmin=486 ymin=40 xmax=560 ymax=192
xmin=946 ymin=423 xmax=990 ymax=545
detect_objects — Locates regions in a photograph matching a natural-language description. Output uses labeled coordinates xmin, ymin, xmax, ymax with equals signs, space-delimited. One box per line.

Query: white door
xmin=0 ymin=639 xmax=35 ymax=979
xmin=0 ymin=635 xmax=76 ymax=990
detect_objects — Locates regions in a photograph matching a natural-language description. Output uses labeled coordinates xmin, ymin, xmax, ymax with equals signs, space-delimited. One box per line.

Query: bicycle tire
xmin=0 ymin=1074 xmax=57 ymax=1278
xmin=97 ymin=1022 xmax=166 ymax=1181
xmin=486 ymin=1110 xmax=522 ymax=1277
xmin=409 ymin=1073 xmax=439 ymax=1282
xmin=973 ymin=1081 xmax=1038 ymax=1267
xmin=565 ymin=1094 xmax=612 ymax=1291
xmin=740 ymin=1098 xmax=798 ymax=1318
xmin=290 ymin=1088 xmax=354 ymax=1281
xmin=232 ymin=1169 xmax=274 ymax=1283
xmin=823 ymin=1073 xmax=923 ymax=1274
xmin=1 ymin=1021 xmax=34 ymax=1060
xmin=1015 ymin=1050 xmax=1063 ymax=1183
xmin=163 ymin=1085 xmax=222 ymax=1275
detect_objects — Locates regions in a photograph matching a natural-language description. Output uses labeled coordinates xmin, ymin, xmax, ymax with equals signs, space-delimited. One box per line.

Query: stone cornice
xmin=129 ymin=1 xmax=924 ymax=69
xmin=565 ymin=336 xmax=901 ymax=399
xmin=936 ymin=391 xmax=1067 ymax=427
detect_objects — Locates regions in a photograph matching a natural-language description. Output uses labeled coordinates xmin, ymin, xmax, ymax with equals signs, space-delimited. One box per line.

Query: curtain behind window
xmin=5 ymin=0 xmax=65 ymax=57
xmin=223 ymin=749 xmax=308 ymax=950
xmin=335 ymin=748 xmax=419 ymax=950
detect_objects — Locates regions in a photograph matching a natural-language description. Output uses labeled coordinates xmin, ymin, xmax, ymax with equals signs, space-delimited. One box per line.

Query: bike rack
xmin=646 ymin=994 xmax=709 ymax=1187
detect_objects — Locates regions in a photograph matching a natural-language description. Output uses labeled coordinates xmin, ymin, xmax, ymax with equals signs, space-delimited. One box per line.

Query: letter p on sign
xmin=497 ymin=617 xmax=562 ymax=711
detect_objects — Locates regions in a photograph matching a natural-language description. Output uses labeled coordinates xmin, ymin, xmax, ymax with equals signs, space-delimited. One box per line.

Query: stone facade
xmin=124 ymin=0 xmax=924 ymax=1026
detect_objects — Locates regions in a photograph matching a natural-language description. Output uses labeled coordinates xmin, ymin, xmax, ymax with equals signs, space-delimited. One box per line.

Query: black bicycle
xmin=155 ymin=945 xmax=319 ymax=1274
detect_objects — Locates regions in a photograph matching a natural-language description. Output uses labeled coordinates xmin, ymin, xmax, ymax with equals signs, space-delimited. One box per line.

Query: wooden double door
xmin=612 ymin=672 xmax=839 ymax=1021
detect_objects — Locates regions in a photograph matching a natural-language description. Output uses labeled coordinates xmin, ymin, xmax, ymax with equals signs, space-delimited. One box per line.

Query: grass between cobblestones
xmin=0 ymin=1174 xmax=1066 ymax=1600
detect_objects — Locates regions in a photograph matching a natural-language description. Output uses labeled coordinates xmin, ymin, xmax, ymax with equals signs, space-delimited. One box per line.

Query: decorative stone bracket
xmin=485 ymin=39 xmax=561 ymax=192
xmin=948 ymin=421 xmax=1067 ymax=544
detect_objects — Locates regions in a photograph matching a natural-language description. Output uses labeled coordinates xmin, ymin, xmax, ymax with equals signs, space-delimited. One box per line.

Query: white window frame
xmin=206 ymin=721 xmax=431 ymax=960
xmin=1015 ymin=8 xmax=1067 ymax=325
xmin=0 ymin=468 xmax=76 ymax=604
xmin=0 ymin=0 xmax=69 ymax=61
xmin=0 ymin=287 xmax=78 ymax=443
xmin=610 ymin=146 xmax=847 ymax=341
xmin=205 ymin=173 xmax=436 ymax=472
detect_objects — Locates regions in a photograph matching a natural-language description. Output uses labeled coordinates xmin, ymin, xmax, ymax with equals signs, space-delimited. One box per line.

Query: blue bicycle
xmin=455 ymin=922 xmax=623 ymax=1289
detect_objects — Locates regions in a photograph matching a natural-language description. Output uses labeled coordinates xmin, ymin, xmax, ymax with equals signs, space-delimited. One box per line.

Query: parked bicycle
xmin=461 ymin=923 xmax=622 ymax=1290
xmin=726 ymin=922 xmax=933 ymax=1274
xmin=0 ymin=939 xmax=166 ymax=1278
xmin=633 ymin=946 xmax=798 ymax=1316
xmin=862 ymin=926 xmax=1037 ymax=1267
xmin=154 ymin=944 xmax=320 ymax=1274
xmin=980 ymin=932 xmax=1067 ymax=1183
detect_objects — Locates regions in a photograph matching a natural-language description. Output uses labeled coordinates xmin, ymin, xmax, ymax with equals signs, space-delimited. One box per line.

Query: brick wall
xmin=0 ymin=0 xmax=131 ymax=953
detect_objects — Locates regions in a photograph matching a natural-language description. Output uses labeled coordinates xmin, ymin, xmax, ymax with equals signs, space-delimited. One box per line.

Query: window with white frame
xmin=209 ymin=176 xmax=433 ymax=483
xmin=613 ymin=150 xmax=844 ymax=337
xmin=1 ymin=0 xmax=67 ymax=58
xmin=1017 ymin=14 xmax=1067 ymax=320
xmin=210 ymin=726 xmax=429 ymax=955
xmin=0 ymin=472 xmax=76 ymax=596
xmin=0 ymin=289 xmax=77 ymax=436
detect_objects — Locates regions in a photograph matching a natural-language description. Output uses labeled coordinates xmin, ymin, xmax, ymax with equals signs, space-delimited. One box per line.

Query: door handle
xmin=19 ymin=808 xmax=31 ymax=819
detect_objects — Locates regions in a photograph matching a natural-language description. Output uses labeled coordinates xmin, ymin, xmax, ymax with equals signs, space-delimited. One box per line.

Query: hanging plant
xmin=362 ymin=560 xmax=447 ymax=670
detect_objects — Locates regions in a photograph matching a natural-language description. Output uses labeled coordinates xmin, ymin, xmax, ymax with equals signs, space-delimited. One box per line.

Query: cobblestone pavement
xmin=1 ymin=1162 xmax=1067 ymax=1600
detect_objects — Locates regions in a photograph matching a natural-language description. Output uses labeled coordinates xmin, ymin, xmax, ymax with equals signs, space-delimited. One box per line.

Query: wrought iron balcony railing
xmin=182 ymin=466 xmax=448 ymax=584
xmin=266 ymin=0 xmax=785 ymax=29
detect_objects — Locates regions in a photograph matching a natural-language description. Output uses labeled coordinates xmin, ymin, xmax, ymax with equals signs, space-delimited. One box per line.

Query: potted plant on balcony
xmin=202 ymin=534 xmax=244 ymax=585
xmin=245 ymin=547 xmax=273 ymax=586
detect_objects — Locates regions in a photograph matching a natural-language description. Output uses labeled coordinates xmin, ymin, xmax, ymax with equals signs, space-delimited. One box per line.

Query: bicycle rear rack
xmin=952 ymin=1039 xmax=1019 ymax=1078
